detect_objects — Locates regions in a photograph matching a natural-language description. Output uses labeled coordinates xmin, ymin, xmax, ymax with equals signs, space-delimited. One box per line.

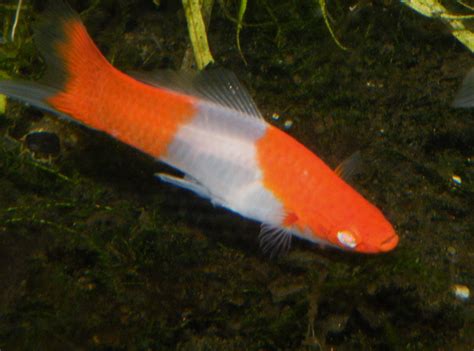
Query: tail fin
xmin=0 ymin=80 xmax=62 ymax=115
xmin=0 ymin=1 xmax=113 ymax=125
xmin=34 ymin=0 xmax=82 ymax=92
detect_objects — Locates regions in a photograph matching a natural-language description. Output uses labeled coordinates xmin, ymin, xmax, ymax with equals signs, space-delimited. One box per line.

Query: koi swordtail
xmin=0 ymin=1 xmax=398 ymax=255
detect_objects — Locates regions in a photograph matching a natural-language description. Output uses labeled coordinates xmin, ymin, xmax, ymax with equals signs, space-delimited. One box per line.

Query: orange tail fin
xmin=0 ymin=1 xmax=114 ymax=128
xmin=39 ymin=1 xmax=118 ymax=129
xmin=0 ymin=1 xmax=198 ymax=159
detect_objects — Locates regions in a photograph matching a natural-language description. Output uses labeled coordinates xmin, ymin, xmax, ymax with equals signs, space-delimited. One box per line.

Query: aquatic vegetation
xmin=9 ymin=0 xmax=23 ymax=42
xmin=236 ymin=0 xmax=248 ymax=63
xmin=222 ymin=0 xmax=349 ymax=64
xmin=182 ymin=0 xmax=214 ymax=69
xmin=318 ymin=0 xmax=348 ymax=51
xmin=402 ymin=0 xmax=474 ymax=52
xmin=0 ymin=71 xmax=6 ymax=114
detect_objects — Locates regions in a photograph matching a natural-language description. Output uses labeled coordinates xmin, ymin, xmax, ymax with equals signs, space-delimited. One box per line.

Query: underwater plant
xmin=402 ymin=0 xmax=474 ymax=52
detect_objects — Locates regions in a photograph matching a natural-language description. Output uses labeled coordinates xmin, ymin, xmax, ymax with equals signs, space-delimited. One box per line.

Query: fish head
xmin=326 ymin=209 xmax=399 ymax=254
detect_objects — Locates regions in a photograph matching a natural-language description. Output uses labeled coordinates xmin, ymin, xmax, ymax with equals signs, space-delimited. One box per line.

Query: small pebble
xmin=366 ymin=80 xmax=383 ymax=88
xmin=324 ymin=313 xmax=350 ymax=336
xmin=271 ymin=112 xmax=280 ymax=121
xmin=452 ymin=284 xmax=470 ymax=301
xmin=451 ymin=175 xmax=462 ymax=186
xmin=268 ymin=279 xmax=306 ymax=303
xmin=25 ymin=130 xmax=60 ymax=156
xmin=447 ymin=246 xmax=456 ymax=257
xmin=283 ymin=119 xmax=293 ymax=129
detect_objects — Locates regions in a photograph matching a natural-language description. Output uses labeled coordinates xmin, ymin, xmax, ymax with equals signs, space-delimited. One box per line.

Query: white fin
xmin=155 ymin=172 xmax=228 ymax=207
xmin=156 ymin=172 xmax=211 ymax=199
xmin=259 ymin=224 xmax=292 ymax=258
xmin=130 ymin=68 xmax=263 ymax=119
xmin=453 ymin=67 xmax=474 ymax=108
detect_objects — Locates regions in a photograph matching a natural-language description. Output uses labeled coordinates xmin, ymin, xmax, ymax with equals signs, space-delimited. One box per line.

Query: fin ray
xmin=33 ymin=0 xmax=82 ymax=90
xmin=335 ymin=151 xmax=362 ymax=181
xmin=0 ymin=80 xmax=57 ymax=113
xmin=130 ymin=69 xmax=263 ymax=119
xmin=156 ymin=173 xmax=212 ymax=199
xmin=453 ymin=68 xmax=474 ymax=108
xmin=0 ymin=0 xmax=113 ymax=124
xmin=259 ymin=224 xmax=292 ymax=257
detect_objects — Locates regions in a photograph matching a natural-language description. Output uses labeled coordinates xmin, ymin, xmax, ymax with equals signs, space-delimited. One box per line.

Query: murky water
xmin=0 ymin=1 xmax=473 ymax=350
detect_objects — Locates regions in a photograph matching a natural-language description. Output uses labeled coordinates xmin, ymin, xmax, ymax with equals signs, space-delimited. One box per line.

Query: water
xmin=0 ymin=0 xmax=473 ymax=349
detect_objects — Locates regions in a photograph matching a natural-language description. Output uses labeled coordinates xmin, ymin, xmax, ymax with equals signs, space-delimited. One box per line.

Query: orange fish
xmin=0 ymin=2 xmax=398 ymax=254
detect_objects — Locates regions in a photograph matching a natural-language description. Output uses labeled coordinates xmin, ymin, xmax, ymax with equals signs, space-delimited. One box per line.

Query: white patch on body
xmin=161 ymin=101 xmax=284 ymax=226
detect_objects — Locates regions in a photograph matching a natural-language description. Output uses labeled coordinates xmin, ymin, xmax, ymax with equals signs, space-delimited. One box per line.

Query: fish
xmin=453 ymin=67 xmax=474 ymax=108
xmin=0 ymin=1 xmax=398 ymax=255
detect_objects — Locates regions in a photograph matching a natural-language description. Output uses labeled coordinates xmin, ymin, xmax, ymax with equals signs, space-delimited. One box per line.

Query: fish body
xmin=0 ymin=2 xmax=398 ymax=254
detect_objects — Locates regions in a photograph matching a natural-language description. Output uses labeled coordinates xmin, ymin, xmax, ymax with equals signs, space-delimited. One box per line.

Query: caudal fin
xmin=0 ymin=79 xmax=62 ymax=115
xmin=0 ymin=1 xmax=114 ymax=125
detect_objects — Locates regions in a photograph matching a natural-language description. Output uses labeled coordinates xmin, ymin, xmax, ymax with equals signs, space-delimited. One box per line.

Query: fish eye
xmin=337 ymin=230 xmax=357 ymax=249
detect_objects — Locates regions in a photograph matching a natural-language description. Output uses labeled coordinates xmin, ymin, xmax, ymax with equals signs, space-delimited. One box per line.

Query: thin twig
xmin=10 ymin=0 xmax=23 ymax=41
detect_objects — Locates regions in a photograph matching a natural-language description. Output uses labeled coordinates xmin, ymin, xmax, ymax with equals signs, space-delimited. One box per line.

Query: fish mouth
xmin=379 ymin=234 xmax=399 ymax=252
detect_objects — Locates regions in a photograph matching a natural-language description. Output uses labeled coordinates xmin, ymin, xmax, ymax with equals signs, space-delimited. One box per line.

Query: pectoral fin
xmin=259 ymin=224 xmax=292 ymax=257
xmin=335 ymin=151 xmax=362 ymax=182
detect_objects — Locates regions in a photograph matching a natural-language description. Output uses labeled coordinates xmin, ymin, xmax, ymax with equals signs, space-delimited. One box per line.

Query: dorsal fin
xmin=130 ymin=68 xmax=263 ymax=119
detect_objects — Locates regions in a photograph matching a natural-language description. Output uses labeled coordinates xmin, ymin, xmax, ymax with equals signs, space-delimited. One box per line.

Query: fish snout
xmin=379 ymin=234 xmax=399 ymax=252
xmin=355 ymin=233 xmax=399 ymax=253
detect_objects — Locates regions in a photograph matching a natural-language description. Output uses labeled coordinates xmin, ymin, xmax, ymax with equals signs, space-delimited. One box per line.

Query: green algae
xmin=0 ymin=0 xmax=473 ymax=350
xmin=183 ymin=0 xmax=214 ymax=69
